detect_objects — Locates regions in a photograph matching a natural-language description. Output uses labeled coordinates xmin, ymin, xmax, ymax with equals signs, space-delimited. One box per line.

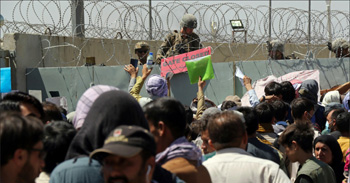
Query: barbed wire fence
xmin=2 ymin=1 xmax=349 ymax=42
xmin=0 ymin=0 xmax=349 ymax=71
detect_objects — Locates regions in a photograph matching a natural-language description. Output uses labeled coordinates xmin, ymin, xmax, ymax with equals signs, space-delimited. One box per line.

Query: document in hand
xmin=185 ymin=55 xmax=215 ymax=84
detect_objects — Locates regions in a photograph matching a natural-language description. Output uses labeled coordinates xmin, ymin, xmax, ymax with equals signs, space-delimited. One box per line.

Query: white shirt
xmin=203 ymin=147 xmax=290 ymax=183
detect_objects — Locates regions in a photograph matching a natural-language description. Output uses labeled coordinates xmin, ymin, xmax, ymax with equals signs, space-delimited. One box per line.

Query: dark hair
xmin=264 ymin=82 xmax=282 ymax=96
xmin=186 ymin=120 xmax=202 ymax=141
xmin=184 ymin=105 xmax=194 ymax=125
xmin=220 ymin=100 xmax=237 ymax=111
xmin=144 ymin=98 xmax=186 ymax=138
xmin=279 ymin=122 xmax=314 ymax=153
xmin=237 ymin=107 xmax=258 ymax=135
xmin=58 ymin=106 xmax=67 ymax=116
xmin=324 ymin=103 xmax=344 ymax=117
xmin=0 ymin=112 xmax=44 ymax=166
xmin=336 ymin=112 xmax=350 ymax=134
xmin=43 ymin=121 xmax=76 ymax=173
xmin=42 ymin=102 xmax=64 ymax=123
xmin=271 ymin=100 xmax=289 ymax=121
xmin=314 ymin=135 xmax=343 ymax=167
xmin=330 ymin=108 xmax=346 ymax=121
xmin=3 ymin=92 xmax=44 ymax=122
xmin=0 ymin=100 xmax=21 ymax=113
xmin=207 ymin=111 xmax=246 ymax=148
xmin=281 ymin=81 xmax=295 ymax=104
xmin=291 ymin=98 xmax=314 ymax=120
xmin=254 ymin=102 xmax=274 ymax=124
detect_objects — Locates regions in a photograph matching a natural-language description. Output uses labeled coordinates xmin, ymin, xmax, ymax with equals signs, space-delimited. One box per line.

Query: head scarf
xmin=72 ymin=85 xmax=118 ymax=129
xmin=343 ymin=92 xmax=350 ymax=112
xmin=322 ymin=91 xmax=341 ymax=107
xmin=65 ymin=90 xmax=149 ymax=159
xmin=314 ymin=135 xmax=343 ymax=167
xmin=145 ymin=75 xmax=168 ymax=97
xmin=299 ymin=79 xmax=319 ymax=104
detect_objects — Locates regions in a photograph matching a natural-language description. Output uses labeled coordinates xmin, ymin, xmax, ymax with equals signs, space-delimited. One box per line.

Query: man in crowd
xmin=335 ymin=112 xmax=350 ymax=162
xmin=156 ymin=14 xmax=202 ymax=64
xmin=326 ymin=108 xmax=346 ymax=139
xmin=129 ymin=65 xmax=168 ymax=107
xmin=90 ymin=125 xmax=157 ymax=183
xmin=255 ymin=102 xmax=278 ymax=145
xmin=298 ymin=79 xmax=326 ymax=131
xmin=237 ymin=107 xmax=281 ymax=165
xmin=243 ymin=76 xmax=282 ymax=107
xmin=2 ymin=91 xmax=44 ymax=122
xmin=0 ymin=112 xmax=45 ymax=183
xmin=143 ymin=98 xmax=210 ymax=182
xmin=203 ymin=111 xmax=289 ymax=182
xmin=291 ymin=97 xmax=313 ymax=122
xmin=279 ymin=123 xmax=336 ymax=183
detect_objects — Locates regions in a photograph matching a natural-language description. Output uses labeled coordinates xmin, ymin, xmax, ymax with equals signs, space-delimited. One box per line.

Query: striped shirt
xmin=156 ymin=136 xmax=202 ymax=166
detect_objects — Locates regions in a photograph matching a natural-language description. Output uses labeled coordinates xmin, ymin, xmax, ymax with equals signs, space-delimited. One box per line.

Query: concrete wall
xmin=1 ymin=33 xmax=337 ymax=92
xmin=26 ymin=58 xmax=349 ymax=112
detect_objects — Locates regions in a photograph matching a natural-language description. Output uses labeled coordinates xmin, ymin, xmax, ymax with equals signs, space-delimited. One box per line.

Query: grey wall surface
xmin=26 ymin=58 xmax=349 ymax=112
xmin=4 ymin=33 xmax=337 ymax=93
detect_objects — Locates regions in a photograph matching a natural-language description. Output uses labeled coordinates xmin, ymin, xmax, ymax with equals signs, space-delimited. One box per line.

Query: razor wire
xmin=1 ymin=0 xmax=349 ymax=44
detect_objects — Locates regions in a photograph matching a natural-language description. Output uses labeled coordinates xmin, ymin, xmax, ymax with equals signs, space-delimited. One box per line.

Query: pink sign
xmin=160 ymin=47 xmax=212 ymax=77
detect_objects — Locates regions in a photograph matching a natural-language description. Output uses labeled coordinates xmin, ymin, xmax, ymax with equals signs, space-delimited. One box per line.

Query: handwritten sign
xmin=160 ymin=47 xmax=212 ymax=77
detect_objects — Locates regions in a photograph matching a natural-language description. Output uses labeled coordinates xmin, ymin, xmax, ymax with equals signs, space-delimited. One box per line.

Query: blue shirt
xmin=50 ymin=157 xmax=103 ymax=183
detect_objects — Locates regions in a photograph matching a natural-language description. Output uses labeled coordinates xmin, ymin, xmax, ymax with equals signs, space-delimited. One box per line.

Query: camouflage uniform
xmin=156 ymin=31 xmax=202 ymax=64
xmin=156 ymin=14 xmax=202 ymax=64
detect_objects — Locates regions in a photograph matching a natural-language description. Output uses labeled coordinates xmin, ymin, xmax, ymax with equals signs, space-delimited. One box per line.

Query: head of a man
xmin=281 ymin=81 xmax=296 ymax=104
xmin=143 ymin=98 xmax=187 ymax=153
xmin=42 ymin=102 xmax=63 ymax=123
xmin=268 ymin=40 xmax=284 ymax=60
xmin=336 ymin=112 xmax=350 ymax=136
xmin=2 ymin=92 xmax=44 ymax=122
xmin=0 ymin=112 xmax=45 ymax=183
xmin=254 ymin=102 xmax=275 ymax=124
xmin=264 ymin=81 xmax=283 ymax=100
xmin=331 ymin=38 xmax=350 ymax=58
xmin=271 ymin=100 xmax=289 ymax=122
xmin=291 ymin=97 xmax=314 ymax=122
xmin=237 ymin=107 xmax=259 ymax=137
xmin=326 ymin=108 xmax=346 ymax=132
xmin=199 ymin=120 xmax=215 ymax=155
xmin=43 ymin=121 xmax=76 ymax=174
xmin=90 ymin=125 xmax=156 ymax=183
xmin=279 ymin=123 xmax=314 ymax=163
xmin=180 ymin=14 xmax=197 ymax=36
xmin=134 ymin=42 xmax=150 ymax=64
xmin=207 ymin=111 xmax=247 ymax=151
xmin=145 ymin=75 xmax=168 ymax=98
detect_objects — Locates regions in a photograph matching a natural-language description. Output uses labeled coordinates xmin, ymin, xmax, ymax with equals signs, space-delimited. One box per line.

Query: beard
xmin=17 ymin=159 xmax=37 ymax=183
xmin=107 ymin=176 xmax=129 ymax=183
xmin=106 ymin=163 xmax=148 ymax=183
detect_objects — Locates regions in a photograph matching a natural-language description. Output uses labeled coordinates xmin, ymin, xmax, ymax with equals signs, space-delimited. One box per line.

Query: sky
xmin=1 ymin=0 xmax=349 ymax=22
xmin=0 ymin=0 xmax=348 ymax=40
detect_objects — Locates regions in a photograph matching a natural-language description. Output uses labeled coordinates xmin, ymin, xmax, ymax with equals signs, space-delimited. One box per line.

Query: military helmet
xmin=134 ymin=41 xmax=150 ymax=53
xmin=269 ymin=39 xmax=284 ymax=53
xmin=331 ymin=38 xmax=349 ymax=52
xmin=180 ymin=14 xmax=197 ymax=29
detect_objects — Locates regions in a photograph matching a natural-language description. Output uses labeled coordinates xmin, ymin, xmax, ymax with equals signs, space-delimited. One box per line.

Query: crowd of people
xmin=1 ymin=14 xmax=350 ymax=183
